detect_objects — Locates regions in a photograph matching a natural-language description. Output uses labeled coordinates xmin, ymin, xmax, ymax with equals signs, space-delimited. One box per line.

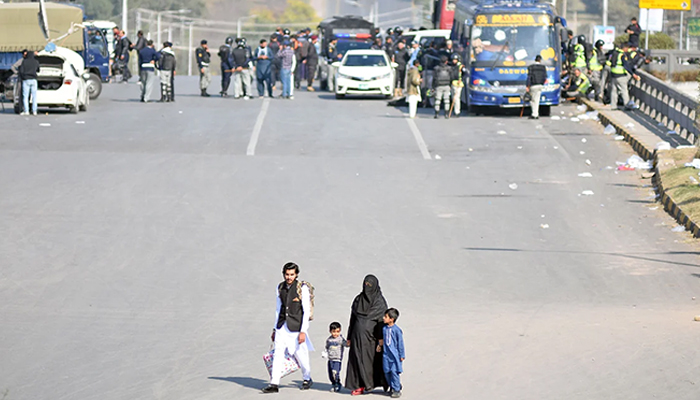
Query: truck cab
xmin=82 ymin=25 xmax=110 ymax=99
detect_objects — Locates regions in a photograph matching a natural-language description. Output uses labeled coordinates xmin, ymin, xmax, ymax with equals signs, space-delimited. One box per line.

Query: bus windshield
xmin=470 ymin=25 xmax=556 ymax=67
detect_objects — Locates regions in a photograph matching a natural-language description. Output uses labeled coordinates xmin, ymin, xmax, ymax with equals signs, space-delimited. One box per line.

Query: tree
xmin=252 ymin=8 xmax=277 ymax=25
xmin=279 ymin=0 xmax=319 ymax=24
xmin=77 ymin=0 xmax=114 ymax=20
xmin=614 ymin=32 xmax=675 ymax=49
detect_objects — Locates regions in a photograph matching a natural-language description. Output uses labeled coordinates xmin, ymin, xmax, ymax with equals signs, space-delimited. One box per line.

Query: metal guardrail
xmin=646 ymin=50 xmax=700 ymax=79
xmin=630 ymin=69 xmax=700 ymax=145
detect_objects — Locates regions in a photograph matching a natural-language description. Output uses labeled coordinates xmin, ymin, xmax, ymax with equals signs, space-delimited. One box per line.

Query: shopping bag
xmin=263 ymin=347 xmax=300 ymax=378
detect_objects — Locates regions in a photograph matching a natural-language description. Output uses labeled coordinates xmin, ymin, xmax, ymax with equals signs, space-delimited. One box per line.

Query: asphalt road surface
xmin=1 ymin=77 xmax=700 ymax=400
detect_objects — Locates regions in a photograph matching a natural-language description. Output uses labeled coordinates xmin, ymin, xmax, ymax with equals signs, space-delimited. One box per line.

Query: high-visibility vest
xmin=576 ymin=73 xmax=591 ymax=93
xmin=589 ymin=48 xmax=603 ymax=71
xmin=451 ymin=61 xmax=464 ymax=87
xmin=610 ymin=49 xmax=627 ymax=75
xmin=574 ymin=43 xmax=586 ymax=68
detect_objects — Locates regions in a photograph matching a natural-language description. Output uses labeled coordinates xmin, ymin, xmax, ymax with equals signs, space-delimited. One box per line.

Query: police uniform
xmin=196 ymin=41 xmax=211 ymax=96
xmin=218 ymin=41 xmax=234 ymax=96
xmin=588 ymin=47 xmax=604 ymax=100
xmin=610 ymin=46 xmax=632 ymax=110
xmin=573 ymin=42 xmax=587 ymax=73
xmin=450 ymin=58 xmax=466 ymax=117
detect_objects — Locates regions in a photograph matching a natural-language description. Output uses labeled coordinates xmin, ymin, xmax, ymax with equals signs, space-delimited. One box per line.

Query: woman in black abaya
xmin=345 ymin=275 xmax=389 ymax=395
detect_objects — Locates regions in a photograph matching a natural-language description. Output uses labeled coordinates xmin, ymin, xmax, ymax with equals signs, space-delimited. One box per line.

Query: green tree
xmin=252 ymin=8 xmax=277 ymax=25
xmin=279 ymin=0 xmax=319 ymax=24
xmin=77 ymin=0 xmax=114 ymax=20
xmin=614 ymin=32 xmax=676 ymax=49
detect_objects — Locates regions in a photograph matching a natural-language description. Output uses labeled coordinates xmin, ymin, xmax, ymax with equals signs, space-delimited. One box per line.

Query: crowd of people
xmin=262 ymin=264 xmax=406 ymax=397
xmin=527 ymin=17 xmax=648 ymax=118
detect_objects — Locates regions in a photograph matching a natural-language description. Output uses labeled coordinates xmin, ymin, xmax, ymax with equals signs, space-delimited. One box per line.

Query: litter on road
xmin=685 ymin=159 xmax=700 ymax=169
xmin=551 ymin=116 xmax=561 ymax=120
xmin=624 ymin=122 xmax=635 ymax=129
xmin=603 ymin=124 xmax=616 ymax=135
xmin=571 ymin=117 xmax=580 ymax=122
xmin=576 ymin=104 xmax=587 ymax=112
xmin=435 ymin=154 xmax=442 ymax=160
xmin=614 ymin=135 xmax=625 ymax=141
xmin=75 ymin=121 xmax=85 ymax=124
xmin=578 ymin=172 xmax=593 ymax=178
xmin=580 ymin=151 xmax=585 ymax=155
xmin=497 ymin=130 xmax=507 ymax=135
xmin=581 ymin=190 xmax=595 ymax=196
xmin=581 ymin=138 xmax=587 ymax=143
xmin=509 ymin=183 xmax=518 ymax=190
xmin=617 ymin=155 xmax=652 ymax=170
xmin=672 ymin=225 xmax=686 ymax=232
xmin=656 ymin=141 xmax=671 ymax=151
xmin=540 ymin=223 xmax=550 ymax=229
xmin=585 ymin=159 xmax=592 ymax=165
xmin=39 ymin=123 xmax=51 ymax=127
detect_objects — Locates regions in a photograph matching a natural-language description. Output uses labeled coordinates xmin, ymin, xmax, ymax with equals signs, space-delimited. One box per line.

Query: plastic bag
xmin=264 ymin=347 xmax=300 ymax=378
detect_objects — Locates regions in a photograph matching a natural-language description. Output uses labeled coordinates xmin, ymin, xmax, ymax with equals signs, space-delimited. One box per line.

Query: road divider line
xmin=407 ymin=118 xmax=432 ymax=160
xmin=247 ymin=98 xmax=270 ymax=156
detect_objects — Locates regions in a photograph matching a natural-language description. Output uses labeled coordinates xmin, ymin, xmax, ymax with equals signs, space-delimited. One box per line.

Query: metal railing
xmin=630 ymin=69 xmax=700 ymax=144
xmin=647 ymin=49 xmax=700 ymax=79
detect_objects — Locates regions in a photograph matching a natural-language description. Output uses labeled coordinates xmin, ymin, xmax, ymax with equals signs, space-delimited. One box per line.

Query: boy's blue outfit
xmin=382 ymin=324 xmax=405 ymax=393
xmin=325 ymin=335 xmax=346 ymax=391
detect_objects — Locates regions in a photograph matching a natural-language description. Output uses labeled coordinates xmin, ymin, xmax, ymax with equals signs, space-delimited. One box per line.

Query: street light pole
xmin=122 ymin=0 xmax=128 ymax=33
xmin=188 ymin=23 xmax=194 ymax=76
xmin=602 ymin=0 xmax=608 ymax=27
xmin=237 ymin=15 xmax=257 ymax=38
xmin=157 ymin=12 xmax=162 ymax=46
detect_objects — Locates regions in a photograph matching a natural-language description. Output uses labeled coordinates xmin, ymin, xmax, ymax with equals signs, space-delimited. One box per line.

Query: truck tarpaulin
xmin=0 ymin=3 xmax=84 ymax=52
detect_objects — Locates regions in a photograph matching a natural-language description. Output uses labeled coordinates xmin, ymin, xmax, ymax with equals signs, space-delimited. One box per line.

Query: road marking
xmin=247 ymin=98 xmax=270 ymax=156
xmin=406 ymin=118 xmax=431 ymax=160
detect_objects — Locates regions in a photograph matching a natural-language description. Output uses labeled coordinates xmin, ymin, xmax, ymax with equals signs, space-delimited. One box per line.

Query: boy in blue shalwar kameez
xmin=381 ymin=308 xmax=405 ymax=398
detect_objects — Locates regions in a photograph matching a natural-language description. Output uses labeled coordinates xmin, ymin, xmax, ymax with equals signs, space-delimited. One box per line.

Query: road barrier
xmin=630 ymin=70 xmax=700 ymax=145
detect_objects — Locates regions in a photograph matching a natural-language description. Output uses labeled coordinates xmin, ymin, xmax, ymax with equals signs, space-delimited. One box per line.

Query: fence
xmin=647 ymin=49 xmax=700 ymax=80
xmin=631 ymin=69 xmax=700 ymax=144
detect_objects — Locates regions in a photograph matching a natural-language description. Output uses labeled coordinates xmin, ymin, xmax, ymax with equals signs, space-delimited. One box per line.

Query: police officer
xmin=433 ymin=55 xmax=452 ymax=119
xmin=326 ymin=37 xmax=340 ymax=92
xmin=565 ymin=68 xmax=591 ymax=100
xmin=573 ymin=35 xmax=587 ymax=73
xmin=158 ymin=42 xmax=176 ymax=102
xmin=218 ymin=37 xmax=234 ymax=97
xmin=609 ymin=42 xmax=640 ymax=110
xmin=588 ymin=39 xmax=605 ymax=101
xmin=450 ymin=53 xmax=466 ymax=117
xmin=196 ymin=39 xmax=211 ymax=97
xmin=232 ymin=38 xmax=252 ymax=99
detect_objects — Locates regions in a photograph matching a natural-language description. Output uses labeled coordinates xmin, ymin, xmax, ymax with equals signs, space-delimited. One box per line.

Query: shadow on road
xmin=208 ymin=376 xmax=335 ymax=393
xmin=463 ymin=247 xmax=700 ymax=268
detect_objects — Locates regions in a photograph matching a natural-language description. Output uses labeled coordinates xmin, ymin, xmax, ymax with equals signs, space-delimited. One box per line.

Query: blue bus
xmin=452 ymin=0 xmax=565 ymax=115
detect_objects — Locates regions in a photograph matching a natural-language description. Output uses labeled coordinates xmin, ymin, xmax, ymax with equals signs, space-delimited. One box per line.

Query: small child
xmin=323 ymin=321 xmax=347 ymax=392
xmin=382 ymin=308 xmax=405 ymax=398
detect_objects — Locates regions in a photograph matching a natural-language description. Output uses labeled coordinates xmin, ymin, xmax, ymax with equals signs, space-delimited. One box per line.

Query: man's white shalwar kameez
xmin=270 ymin=284 xmax=314 ymax=385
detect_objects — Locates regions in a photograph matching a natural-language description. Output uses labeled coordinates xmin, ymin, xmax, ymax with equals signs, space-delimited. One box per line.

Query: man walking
xmin=158 ymin=42 xmax=176 ymax=102
xmin=18 ymin=50 xmax=40 ymax=116
xmin=138 ymin=40 xmax=159 ymax=102
xmin=117 ymin=29 xmax=132 ymax=82
xmin=255 ymin=39 xmax=273 ymax=98
xmin=432 ymin=55 xmax=452 ymax=119
xmin=262 ymin=262 xmax=314 ymax=393
xmin=196 ymin=40 xmax=211 ymax=97
xmin=526 ymin=55 xmax=547 ymax=119
xmin=406 ymin=59 xmax=422 ymax=119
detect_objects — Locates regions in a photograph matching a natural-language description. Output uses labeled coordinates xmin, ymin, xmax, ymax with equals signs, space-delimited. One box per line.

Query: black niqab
xmin=353 ymin=274 xmax=384 ymax=318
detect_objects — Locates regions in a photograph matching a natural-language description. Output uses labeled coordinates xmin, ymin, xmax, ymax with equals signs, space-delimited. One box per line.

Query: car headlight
xmin=377 ymin=72 xmax=392 ymax=80
xmin=470 ymin=85 xmax=494 ymax=93
xmin=337 ymin=73 xmax=351 ymax=80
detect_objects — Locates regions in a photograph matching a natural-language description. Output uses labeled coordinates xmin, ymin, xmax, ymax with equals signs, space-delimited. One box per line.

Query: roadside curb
xmin=579 ymin=98 xmax=700 ymax=238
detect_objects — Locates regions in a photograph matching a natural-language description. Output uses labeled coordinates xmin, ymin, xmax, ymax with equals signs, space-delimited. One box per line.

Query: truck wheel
xmin=86 ymin=73 xmax=102 ymax=100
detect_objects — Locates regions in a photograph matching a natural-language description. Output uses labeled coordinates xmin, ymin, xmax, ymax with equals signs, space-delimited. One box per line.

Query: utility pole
xmin=680 ymin=11 xmax=684 ymax=50
xmin=122 ymin=0 xmax=128 ymax=33
xmin=602 ymin=0 xmax=608 ymax=27
xmin=188 ymin=23 xmax=194 ymax=76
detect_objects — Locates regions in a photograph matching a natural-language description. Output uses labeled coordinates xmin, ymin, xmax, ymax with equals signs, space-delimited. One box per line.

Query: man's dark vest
xmin=277 ymin=280 xmax=303 ymax=332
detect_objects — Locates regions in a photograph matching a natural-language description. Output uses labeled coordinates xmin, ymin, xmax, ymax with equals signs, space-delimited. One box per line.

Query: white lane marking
xmin=406 ymin=118 xmax=431 ymax=160
xmin=247 ymin=98 xmax=271 ymax=156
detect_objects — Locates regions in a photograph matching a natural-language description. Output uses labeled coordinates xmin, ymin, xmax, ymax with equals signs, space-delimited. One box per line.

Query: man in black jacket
xmin=433 ymin=55 xmax=452 ymax=119
xmin=196 ymin=40 xmax=211 ymax=97
xmin=304 ymin=36 xmax=319 ymax=91
xmin=19 ymin=51 xmax=40 ymax=116
xmin=393 ymin=40 xmax=409 ymax=98
xmin=158 ymin=42 xmax=176 ymax=102
xmin=526 ymin=55 xmax=547 ymax=119
xmin=626 ymin=18 xmax=642 ymax=48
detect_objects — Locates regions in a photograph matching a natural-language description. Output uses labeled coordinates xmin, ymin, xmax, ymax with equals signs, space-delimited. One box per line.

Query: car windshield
xmin=335 ymin=40 xmax=373 ymax=56
xmin=343 ymin=54 xmax=387 ymax=67
xmin=470 ymin=25 xmax=556 ymax=67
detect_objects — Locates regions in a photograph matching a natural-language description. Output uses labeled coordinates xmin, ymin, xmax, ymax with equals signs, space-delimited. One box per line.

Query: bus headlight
xmin=470 ymin=85 xmax=494 ymax=93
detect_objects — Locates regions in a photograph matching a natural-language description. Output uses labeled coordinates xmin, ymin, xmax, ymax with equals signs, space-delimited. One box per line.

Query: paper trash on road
xmin=578 ymin=172 xmax=593 ymax=178
xmin=434 ymin=154 xmax=442 ymax=160
xmin=685 ymin=159 xmax=700 ymax=169
xmin=614 ymin=135 xmax=625 ymax=141
xmin=581 ymin=138 xmax=587 ymax=143
xmin=603 ymin=124 xmax=616 ymax=135
xmin=39 ymin=123 xmax=51 ymax=127
xmin=540 ymin=223 xmax=550 ymax=229
xmin=656 ymin=141 xmax=671 ymax=151
xmin=585 ymin=111 xmax=599 ymax=120
xmin=581 ymin=190 xmax=595 ymax=196
xmin=551 ymin=116 xmax=561 ymax=120
xmin=580 ymin=151 xmax=585 ymax=155
xmin=571 ymin=117 xmax=580 ymax=122
xmin=577 ymin=104 xmax=587 ymax=112
xmin=497 ymin=130 xmax=507 ymax=135
xmin=617 ymin=155 xmax=652 ymax=170
xmin=509 ymin=183 xmax=518 ymax=190
xmin=624 ymin=122 xmax=635 ymax=129
xmin=672 ymin=225 xmax=686 ymax=232
xmin=585 ymin=159 xmax=592 ymax=165
xmin=75 ymin=121 xmax=85 ymax=124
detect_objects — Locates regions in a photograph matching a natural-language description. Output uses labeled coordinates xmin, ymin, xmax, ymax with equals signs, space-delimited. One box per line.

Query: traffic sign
xmin=639 ymin=0 xmax=690 ymax=11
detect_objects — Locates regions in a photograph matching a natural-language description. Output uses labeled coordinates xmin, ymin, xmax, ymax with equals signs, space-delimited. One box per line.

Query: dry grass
xmin=660 ymin=166 xmax=700 ymax=223
xmin=673 ymin=70 xmax=700 ymax=82
xmin=648 ymin=70 xmax=667 ymax=80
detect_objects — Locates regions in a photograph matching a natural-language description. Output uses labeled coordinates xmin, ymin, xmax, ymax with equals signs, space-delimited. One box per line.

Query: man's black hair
xmin=260 ymin=39 xmax=267 ymax=44
xmin=412 ymin=59 xmax=420 ymax=66
xmin=631 ymin=17 xmax=638 ymax=22
xmin=138 ymin=30 xmax=143 ymax=36
xmin=201 ymin=39 xmax=207 ymax=45
xmin=282 ymin=262 xmax=299 ymax=274
xmin=535 ymin=55 xmax=542 ymax=62
xmin=146 ymin=40 xmax=153 ymax=46
xmin=567 ymin=29 xmax=573 ymax=36
xmin=329 ymin=321 xmax=341 ymax=331
xmin=385 ymin=308 xmax=400 ymax=322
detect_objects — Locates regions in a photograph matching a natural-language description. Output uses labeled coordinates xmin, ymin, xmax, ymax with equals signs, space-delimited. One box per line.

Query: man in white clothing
xmin=262 ymin=262 xmax=313 ymax=393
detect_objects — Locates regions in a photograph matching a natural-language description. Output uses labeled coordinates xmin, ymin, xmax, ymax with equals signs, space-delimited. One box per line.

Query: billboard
xmin=593 ymin=26 xmax=616 ymax=50
xmin=639 ymin=0 xmax=690 ymax=11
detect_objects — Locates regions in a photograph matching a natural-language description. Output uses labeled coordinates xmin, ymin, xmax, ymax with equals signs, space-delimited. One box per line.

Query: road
xmin=1 ymin=77 xmax=700 ymax=400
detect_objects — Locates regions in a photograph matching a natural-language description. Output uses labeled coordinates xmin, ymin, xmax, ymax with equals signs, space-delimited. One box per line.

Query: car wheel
xmin=79 ymin=101 xmax=88 ymax=112
xmin=335 ymin=93 xmax=345 ymax=99
xmin=540 ymin=105 xmax=551 ymax=117
xmin=320 ymin=78 xmax=328 ymax=91
xmin=69 ymin=104 xmax=78 ymax=114
xmin=86 ymin=73 xmax=102 ymax=100
xmin=13 ymin=101 xmax=21 ymax=114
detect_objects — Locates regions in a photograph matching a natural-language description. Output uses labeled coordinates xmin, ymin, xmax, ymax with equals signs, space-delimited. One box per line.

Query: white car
xmin=14 ymin=46 xmax=89 ymax=114
xmin=334 ymin=50 xmax=396 ymax=99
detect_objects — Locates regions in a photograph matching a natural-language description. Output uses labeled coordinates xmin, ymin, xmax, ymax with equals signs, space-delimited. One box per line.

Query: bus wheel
xmin=540 ymin=105 xmax=551 ymax=117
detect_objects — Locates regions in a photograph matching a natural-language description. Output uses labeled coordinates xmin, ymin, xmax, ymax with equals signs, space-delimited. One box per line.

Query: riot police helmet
xmin=225 ymin=36 xmax=234 ymax=45
xmin=283 ymin=28 xmax=291 ymax=36
xmin=386 ymin=27 xmax=394 ymax=36
xmin=594 ymin=39 xmax=604 ymax=48
xmin=395 ymin=26 xmax=403 ymax=35
xmin=577 ymin=34 xmax=586 ymax=44
xmin=451 ymin=53 xmax=461 ymax=62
